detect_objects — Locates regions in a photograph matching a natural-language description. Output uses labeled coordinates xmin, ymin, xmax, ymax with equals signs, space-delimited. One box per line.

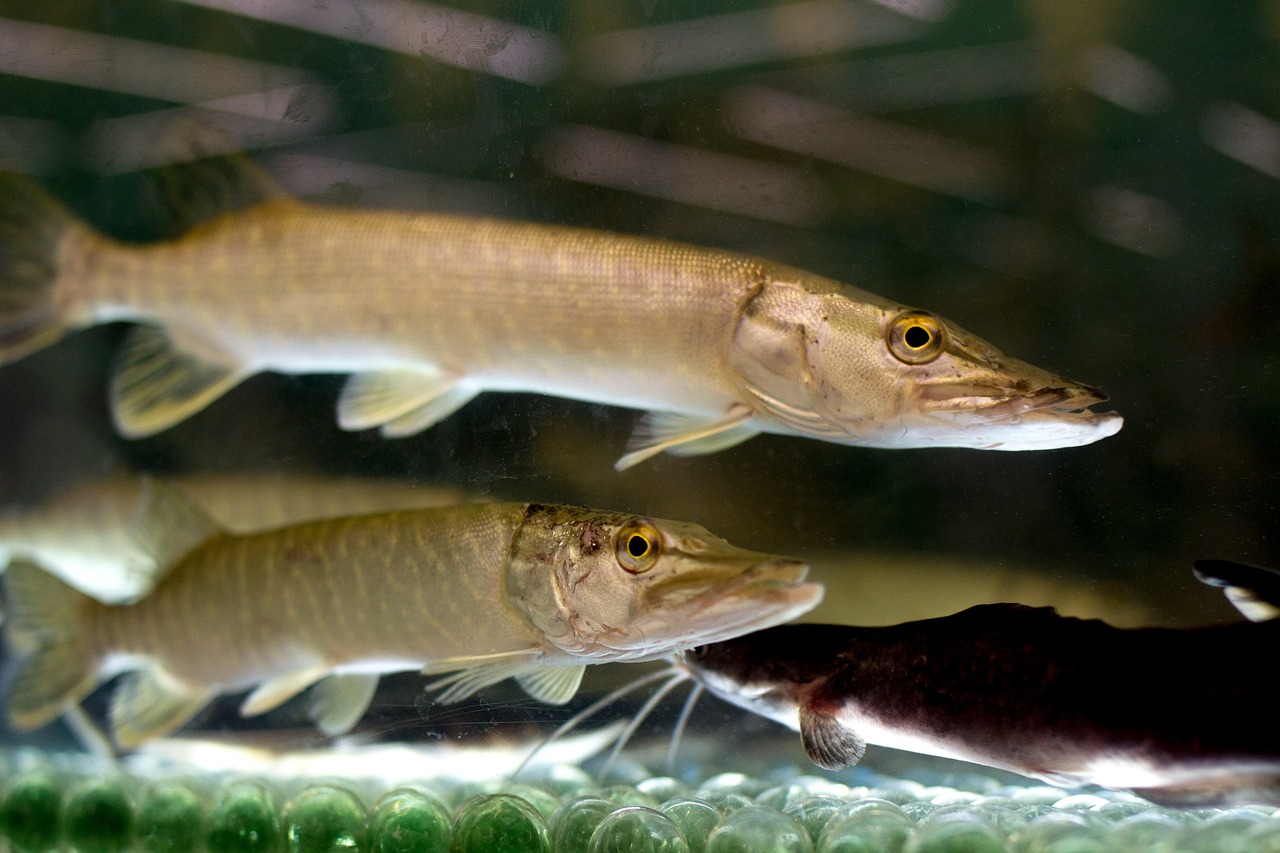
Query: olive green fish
xmin=3 ymin=483 xmax=821 ymax=748
xmin=0 ymin=160 xmax=1120 ymax=468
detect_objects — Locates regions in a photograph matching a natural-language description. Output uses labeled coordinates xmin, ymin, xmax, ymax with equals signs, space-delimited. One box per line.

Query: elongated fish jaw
xmin=600 ymin=555 xmax=823 ymax=662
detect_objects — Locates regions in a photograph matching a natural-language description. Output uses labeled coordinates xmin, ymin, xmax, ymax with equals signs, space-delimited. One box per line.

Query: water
xmin=1 ymin=1 xmax=1279 ymax=846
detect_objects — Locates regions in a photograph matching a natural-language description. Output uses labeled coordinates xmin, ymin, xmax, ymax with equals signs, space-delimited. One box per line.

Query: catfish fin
xmin=1193 ymin=559 xmax=1280 ymax=622
xmin=515 ymin=665 xmax=585 ymax=705
xmin=110 ymin=667 xmax=213 ymax=749
xmin=799 ymin=704 xmax=865 ymax=770
xmin=336 ymin=369 xmax=465 ymax=432
xmin=110 ymin=325 xmax=249 ymax=438
xmin=239 ymin=666 xmax=329 ymax=717
xmin=0 ymin=172 xmax=85 ymax=365
xmin=616 ymin=405 xmax=757 ymax=471
xmin=128 ymin=478 xmax=222 ymax=584
xmin=423 ymin=650 xmax=543 ymax=704
xmin=3 ymin=561 xmax=97 ymax=731
xmin=145 ymin=143 xmax=291 ymax=236
xmin=308 ymin=674 xmax=379 ymax=735
xmin=379 ymin=384 xmax=478 ymax=438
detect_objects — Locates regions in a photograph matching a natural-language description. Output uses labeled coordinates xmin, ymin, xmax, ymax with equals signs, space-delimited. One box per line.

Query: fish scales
xmin=91 ymin=503 xmax=533 ymax=687
xmin=78 ymin=208 xmax=754 ymax=411
xmin=1 ymin=167 xmax=1121 ymax=459
xmin=3 ymin=490 xmax=822 ymax=745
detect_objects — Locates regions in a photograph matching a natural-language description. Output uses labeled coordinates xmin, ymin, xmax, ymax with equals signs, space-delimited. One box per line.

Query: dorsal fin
xmin=1193 ymin=559 xmax=1280 ymax=622
xmin=141 ymin=124 xmax=292 ymax=236
xmin=127 ymin=478 xmax=222 ymax=586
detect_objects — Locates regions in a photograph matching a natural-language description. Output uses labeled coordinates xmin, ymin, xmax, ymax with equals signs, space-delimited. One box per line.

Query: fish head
xmin=728 ymin=278 xmax=1123 ymax=450
xmin=506 ymin=504 xmax=823 ymax=663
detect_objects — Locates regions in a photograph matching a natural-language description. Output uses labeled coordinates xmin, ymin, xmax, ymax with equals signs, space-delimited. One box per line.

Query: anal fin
xmin=799 ymin=704 xmax=865 ymax=770
xmin=308 ymin=674 xmax=379 ymax=736
xmin=110 ymin=667 xmax=212 ymax=749
xmin=616 ymin=405 xmax=758 ymax=471
xmin=239 ymin=666 xmax=329 ymax=717
xmin=515 ymin=665 xmax=585 ymax=705
xmin=336 ymin=368 xmax=473 ymax=435
xmin=111 ymin=325 xmax=248 ymax=438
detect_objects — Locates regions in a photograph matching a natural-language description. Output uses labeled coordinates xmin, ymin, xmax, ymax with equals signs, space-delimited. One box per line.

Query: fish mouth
xmin=664 ymin=557 xmax=823 ymax=637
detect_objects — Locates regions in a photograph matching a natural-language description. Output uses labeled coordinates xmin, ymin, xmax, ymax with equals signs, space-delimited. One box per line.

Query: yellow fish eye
xmin=887 ymin=311 xmax=945 ymax=364
xmin=616 ymin=521 xmax=661 ymax=573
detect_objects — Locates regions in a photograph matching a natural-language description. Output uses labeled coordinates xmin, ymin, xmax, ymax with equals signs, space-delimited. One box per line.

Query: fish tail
xmin=0 ymin=173 xmax=82 ymax=365
xmin=4 ymin=560 xmax=99 ymax=731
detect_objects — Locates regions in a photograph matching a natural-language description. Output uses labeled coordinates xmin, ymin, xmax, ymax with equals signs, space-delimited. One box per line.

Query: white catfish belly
xmin=86 ymin=207 xmax=754 ymax=416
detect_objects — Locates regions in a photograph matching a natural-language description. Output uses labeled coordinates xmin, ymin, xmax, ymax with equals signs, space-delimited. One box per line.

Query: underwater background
xmin=1 ymin=1 xmax=1280 ymax=850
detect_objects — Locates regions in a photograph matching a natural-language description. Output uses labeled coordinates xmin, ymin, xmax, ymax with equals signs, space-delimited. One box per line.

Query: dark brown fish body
xmin=685 ymin=603 xmax=1280 ymax=806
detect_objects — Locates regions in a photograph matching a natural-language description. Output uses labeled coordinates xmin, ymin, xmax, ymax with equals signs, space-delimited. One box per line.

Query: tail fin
xmin=1193 ymin=559 xmax=1280 ymax=622
xmin=0 ymin=173 xmax=79 ymax=365
xmin=4 ymin=560 xmax=98 ymax=731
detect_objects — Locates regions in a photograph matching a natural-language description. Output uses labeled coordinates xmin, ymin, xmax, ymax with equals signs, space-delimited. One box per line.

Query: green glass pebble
xmin=658 ymin=799 xmax=720 ymax=853
xmin=636 ymin=778 xmax=685 ymax=803
xmin=281 ymin=785 xmax=365 ymax=853
xmin=588 ymin=807 xmax=689 ymax=853
xmin=698 ymin=775 xmax=767 ymax=799
xmin=517 ymin=765 xmax=593 ymax=798
xmin=1178 ymin=809 xmax=1271 ymax=853
xmin=1089 ymin=801 xmax=1150 ymax=822
xmin=64 ymin=777 xmax=134 ymax=853
xmin=704 ymin=805 xmax=813 ymax=853
xmin=135 ymin=781 xmax=203 ymax=853
xmin=451 ymin=794 xmax=549 ymax=853
xmin=207 ymin=781 xmax=280 ymax=853
xmin=783 ymin=798 xmax=846 ymax=843
xmin=368 ymin=789 xmax=451 ymax=853
xmin=1110 ymin=811 xmax=1184 ymax=848
xmin=0 ymin=771 xmax=64 ymax=853
xmin=695 ymin=793 xmax=753 ymax=815
xmin=598 ymin=787 xmax=661 ymax=810
xmin=1007 ymin=812 xmax=1103 ymax=853
xmin=817 ymin=811 xmax=913 ymax=853
xmin=903 ymin=813 xmax=1003 ymax=853
xmin=498 ymin=785 xmax=558 ymax=821
xmin=550 ymin=798 xmax=622 ymax=853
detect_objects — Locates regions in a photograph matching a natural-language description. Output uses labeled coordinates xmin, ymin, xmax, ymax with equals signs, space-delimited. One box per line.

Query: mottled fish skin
xmin=683 ymin=589 xmax=1280 ymax=807
xmin=0 ymin=170 xmax=1121 ymax=464
xmin=3 ymin=495 xmax=820 ymax=748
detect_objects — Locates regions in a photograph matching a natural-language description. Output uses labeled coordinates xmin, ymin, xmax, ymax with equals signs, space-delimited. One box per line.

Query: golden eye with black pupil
xmin=616 ymin=520 xmax=661 ymax=573
xmin=887 ymin=311 xmax=945 ymax=365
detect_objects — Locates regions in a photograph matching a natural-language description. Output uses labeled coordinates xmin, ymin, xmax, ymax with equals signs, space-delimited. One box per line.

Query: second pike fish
xmin=0 ymin=158 xmax=1120 ymax=468
xmin=2 ymin=482 xmax=821 ymax=748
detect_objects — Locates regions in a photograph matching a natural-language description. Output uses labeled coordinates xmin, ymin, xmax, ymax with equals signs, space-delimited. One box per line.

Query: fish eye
xmin=616 ymin=520 xmax=661 ymax=573
xmin=887 ymin=311 xmax=945 ymax=365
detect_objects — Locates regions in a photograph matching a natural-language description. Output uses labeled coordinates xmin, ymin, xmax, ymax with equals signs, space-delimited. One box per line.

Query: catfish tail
xmin=0 ymin=173 xmax=82 ymax=365
xmin=4 ymin=560 xmax=99 ymax=731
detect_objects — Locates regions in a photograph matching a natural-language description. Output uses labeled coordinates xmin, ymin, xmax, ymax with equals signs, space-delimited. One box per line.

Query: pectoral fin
xmin=616 ymin=405 xmax=758 ymax=471
xmin=799 ymin=704 xmax=865 ymax=770
xmin=308 ymin=674 xmax=380 ymax=735
xmin=239 ymin=666 xmax=329 ymax=717
xmin=422 ymin=649 xmax=543 ymax=704
xmin=337 ymin=369 xmax=474 ymax=435
xmin=111 ymin=325 xmax=248 ymax=438
xmin=515 ymin=665 xmax=585 ymax=705
xmin=110 ymin=667 xmax=213 ymax=749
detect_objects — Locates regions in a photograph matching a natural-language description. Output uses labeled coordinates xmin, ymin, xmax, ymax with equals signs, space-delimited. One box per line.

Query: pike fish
xmin=682 ymin=561 xmax=1280 ymax=807
xmin=0 ymin=160 xmax=1120 ymax=468
xmin=2 ymin=482 xmax=821 ymax=748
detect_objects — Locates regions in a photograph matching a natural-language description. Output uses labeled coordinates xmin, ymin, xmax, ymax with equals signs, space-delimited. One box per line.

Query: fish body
xmin=3 ymin=486 xmax=821 ymax=748
xmin=0 ymin=165 xmax=1120 ymax=465
xmin=0 ymin=471 xmax=475 ymax=603
xmin=683 ymin=563 xmax=1280 ymax=807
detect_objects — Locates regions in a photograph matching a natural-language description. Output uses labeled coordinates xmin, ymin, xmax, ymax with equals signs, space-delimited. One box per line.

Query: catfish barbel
xmin=2 ymin=482 xmax=821 ymax=748
xmin=0 ymin=160 xmax=1121 ymax=468
xmin=681 ymin=560 xmax=1280 ymax=808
